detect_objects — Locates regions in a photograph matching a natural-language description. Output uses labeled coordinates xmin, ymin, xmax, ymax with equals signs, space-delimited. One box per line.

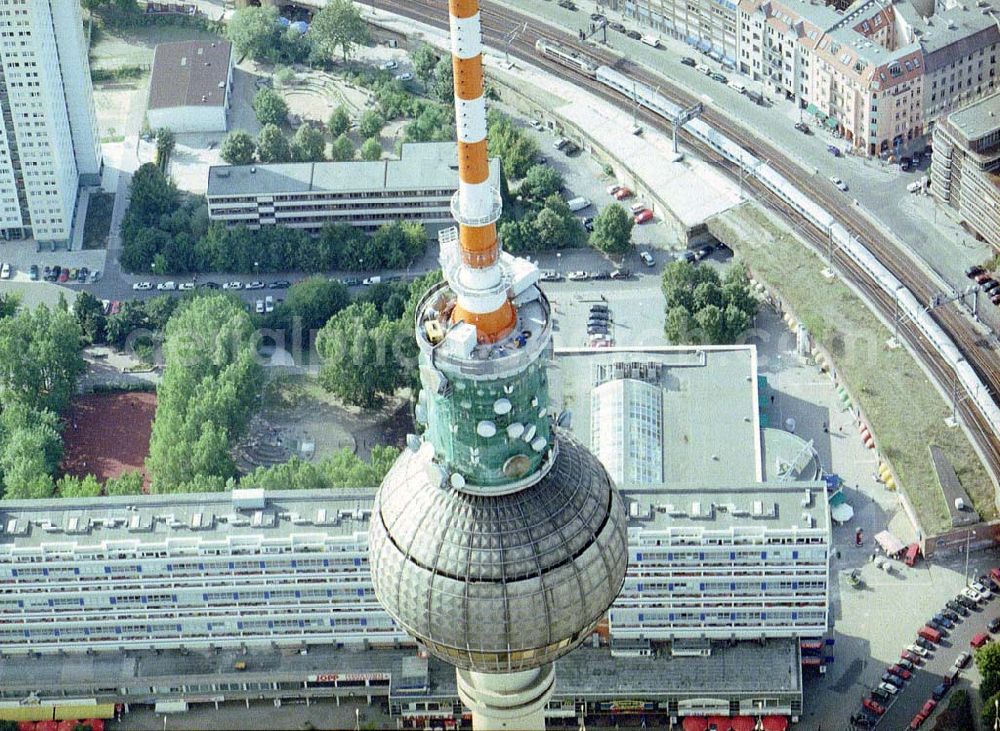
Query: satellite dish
xmin=450 ymin=472 xmax=466 ymax=489
xmin=493 ymin=398 xmax=512 ymax=415
xmin=531 ymin=436 xmax=547 ymax=452
xmin=538 ymin=407 xmax=546 ymax=418
xmin=406 ymin=434 xmax=421 ymax=452
xmin=507 ymin=422 xmax=525 ymax=439
xmin=557 ymin=409 xmax=572 ymax=428
xmin=477 ymin=420 xmax=497 ymax=438
xmin=523 ymin=424 xmax=537 ymax=442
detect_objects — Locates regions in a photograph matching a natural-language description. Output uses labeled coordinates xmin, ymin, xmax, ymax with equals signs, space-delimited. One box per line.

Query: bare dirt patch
xmin=61 ymin=392 xmax=155 ymax=490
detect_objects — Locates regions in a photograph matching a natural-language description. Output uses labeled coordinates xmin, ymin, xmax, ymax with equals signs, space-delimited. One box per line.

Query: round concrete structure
xmin=368 ymin=430 xmax=628 ymax=674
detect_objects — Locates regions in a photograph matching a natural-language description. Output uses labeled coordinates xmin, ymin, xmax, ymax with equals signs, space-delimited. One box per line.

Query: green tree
xmin=272 ymin=277 xmax=350 ymax=336
xmin=664 ymin=305 xmax=693 ymax=343
xmin=589 ymin=203 xmax=634 ymax=255
xmin=532 ymin=195 xmax=583 ymax=250
xmin=432 ymin=58 xmax=454 ymax=105
xmin=309 ymin=0 xmax=370 ymax=63
xmin=403 ymin=104 xmax=454 ymax=143
xmin=155 ymin=127 xmax=175 ymax=166
xmin=0 ymin=292 xmax=19 ymax=320
xmin=0 ymin=303 xmax=85 ymax=414
xmin=328 ymin=105 xmax=351 ymax=137
xmin=256 ymin=123 xmax=291 ymax=163
xmin=978 ymin=643 xmax=1000 ymax=700
xmin=316 ymin=302 xmax=406 ymax=408
xmin=487 ymin=110 xmax=540 ymax=180
xmin=105 ymin=470 xmax=144 ymax=496
xmin=360 ymin=136 xmax=382 ymax=161
xmin=329 ymin=133 xmax=355 ymax=162
xmin=242 ymin=446 xmax=399 ymax=489
xmin=146 ymin=296 xmax=264 ymax=491
xmin=57 ymin=474 xmax=103 ymax=498
xmin=291 ymin=124 xmax=327 ymax=162
xmin=253 ymin=87 xmax=289 ymax=127
xmin=73 ymin=291 xmax=107 ymax=344
xmin=412 ymin=43 xmax=439 ymax=84
xmin=358 ymin=110 xmax=385 ymax=139
xmin=227 ymin=6 xmax=280 ymax=61
xmin=519 ymin=165 xmax=564 ymax=203
xmin=221 ymin=129 xmax=257 ymax=165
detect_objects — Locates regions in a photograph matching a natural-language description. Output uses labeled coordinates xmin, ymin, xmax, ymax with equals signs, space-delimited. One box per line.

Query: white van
xmin=566 ymin=197 xmax=591 ymax=212
xmin=728 ymin=80 xmax=746 ymax=94
xmin=641 ymin=35 xmax=662 ymax=48
xmin=0 ymin=263 xmax=10 ymax=280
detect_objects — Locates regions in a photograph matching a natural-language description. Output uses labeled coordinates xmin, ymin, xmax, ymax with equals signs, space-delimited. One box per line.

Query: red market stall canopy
xmin=707 ymin=716 xmax=731 ymax=730
xmin=762 ymin=716 xmax=789 ymax=731
xmin=682 ymin=717 xmax=710 ymax=731
xmin=730 ymin=717 xmax=755 ymax=731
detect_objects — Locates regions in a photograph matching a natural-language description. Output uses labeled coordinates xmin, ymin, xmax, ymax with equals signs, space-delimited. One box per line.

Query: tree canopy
xmin=316 ymin=302 xmax=408 ymax=408
xmin=309 ymin=0 xmax=370 ymax=63
xmin=227 ymin=6 xmax=280 ymax=61
xmin=329 ymin=133 xmax=355 ymax=162
xmin=487 ymin=110 xmax=540 ymax=180
xmin=661 ymin=260 xmax=757 ymax=344
xmin=241 ymin=447 xmax=399 ymax=490
xmin=257 ymin=123 xmax=291 ymax=163
xmin=253 ymin=87 xmax=289 ymax=127
xmin=360 ymin=137 xmax=382 ymax=161
xmin=291 ymin=124 xmax=327 ymax=163
xmin=146 ymin=296 xmax=265 ymax=491
xmin=412 ymin=43 xmax=440 ymax=84
xmin=519 ymin=164 xmax=564 ymax=203
xmin=358 ymin=110 xmax=385 ymax=140
xmin=221 ymin=129 xmax=256 ymax=166
xmin=589 ymin=203 xmax=634 ymax=255
xmin=328 ymin=106 xmax=351 ymax=137
xmin=269 ymin=277 xmax=350 ymax=338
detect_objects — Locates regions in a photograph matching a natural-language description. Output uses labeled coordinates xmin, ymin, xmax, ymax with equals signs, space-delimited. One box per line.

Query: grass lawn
xmin=709 ymin=203 xmax=994 ymax=535
xmin=83 ymin=192 xmax=115 ymax=250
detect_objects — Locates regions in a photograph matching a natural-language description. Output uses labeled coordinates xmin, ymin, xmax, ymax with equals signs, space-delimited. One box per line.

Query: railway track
xmin=362 ymin=0 xmax=1000 ymax=481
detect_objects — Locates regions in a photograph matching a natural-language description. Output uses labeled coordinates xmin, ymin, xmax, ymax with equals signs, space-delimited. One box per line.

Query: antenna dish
xmin=557 ymin=409 xmax=573 ymax=428
xmin=493 ymin=398 xmax=512 ymax=415
xmin=450 ymin=472 xmax=466 ymax=489
xmin=507 ymin=422 xmax=525 ymax=439
xmin=477 ymin=420 xmax=497 ymax=438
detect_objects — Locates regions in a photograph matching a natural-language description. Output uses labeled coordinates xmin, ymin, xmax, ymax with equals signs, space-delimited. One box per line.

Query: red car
xmin=614 ymin=187 xmax=633 ymax=200
xmin=863 ymin=698 xmax=885 ymax=716
xmin=109 ymin=300 xmax=122 ymax=315
xmin=975 ymin=271 xmax=993 ymax=284
xmin=972 ymin=632 xmax=990 ymax=648
xmin=901 ymin=650 xmax=921 ymax=665
xmin=889 ymin=663 xmax=912 ymax=680
xmin=634 ymin=209 xmax=653 ymax=224
xmin=57 ymin=269 xmax=69 ymax=283
xmin=910 ymin=712 xmax=927 ymax=729
xmin=921 ymin=699 xmax=937 ymax=716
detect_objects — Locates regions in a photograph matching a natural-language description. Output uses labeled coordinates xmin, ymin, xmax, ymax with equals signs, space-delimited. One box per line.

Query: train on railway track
xmin=537 ymin=38 xmax=1000 ymax=444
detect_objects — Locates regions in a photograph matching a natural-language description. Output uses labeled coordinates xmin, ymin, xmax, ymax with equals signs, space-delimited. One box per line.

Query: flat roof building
xmin=147 ymin=40 xmax=233 ymax=133
xmin=931 ymin=92 xmax=1000 ymax=245
xmin=206 ymin=142 xmax=500 ymax=235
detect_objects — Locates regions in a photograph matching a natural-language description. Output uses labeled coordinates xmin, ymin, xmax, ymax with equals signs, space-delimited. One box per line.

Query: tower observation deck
xmin=367 ymin=1 xmax=629 ymax=728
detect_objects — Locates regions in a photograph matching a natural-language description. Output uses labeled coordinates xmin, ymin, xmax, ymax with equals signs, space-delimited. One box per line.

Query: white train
xmin=535 ymin=39 xmax=599 ymax=78
xmin=560 ymin=60 xmax=1000 ymax=443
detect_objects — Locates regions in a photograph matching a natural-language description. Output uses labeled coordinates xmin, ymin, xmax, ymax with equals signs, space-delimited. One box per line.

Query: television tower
xmin=367 ymin=1 xmax=628 ymax=729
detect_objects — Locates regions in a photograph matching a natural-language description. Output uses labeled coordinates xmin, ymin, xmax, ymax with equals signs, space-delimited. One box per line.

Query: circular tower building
xmin=368 ymin=2 xmax=629 ymax=729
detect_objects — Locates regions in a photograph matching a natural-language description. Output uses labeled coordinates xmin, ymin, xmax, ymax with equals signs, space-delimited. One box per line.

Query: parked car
xmin=588 ymin=325 xmax=609 ymax=335
xmin=909 ymin=712 xmax=928 ymax=729
xmin=610 ymin=269 xmax=631 ymax=279
xmin=988 ymin=617 xmax=1000 ymax=632
xmin=901 ymin=650 xmax=921 ymax=665
xmin=898 ymin=658 xmax=916 ymax=672
xmin=539 ymin=270 xmax=562 ymax=282
xmin=222 ymin=281 xmax=242 ymax=290
xmin=640 ymin=251 xmax=655 ymax=267
xmin=530 ymin=119 xmax=543 ymax=129
xmin=255 ymin=299 xmax=265 ymax=314
xmin=58 ymin=270 xmax=69 ymax=283
xmin=553 ymin=137 xmax=569 ymax=150
xmin=955 ymin=651 xmax=971 ymax=668
xmin=871 ymin=687 xmax=891 ymax=702
xmin=562 ymin=141 xmax=581 ymax=155
xmin=980 ymin=279 xmax=998 ymax=293
xmin=917 ymin=625 xmax=941 ymax=645
xmin=877 ymin=682 xmax=899 ymax=695
xmin=966 ymin=265 xmax=986 ymax=278
xmin=964 ymin=586 xmax=988 ymax=603
xmin=269 ymin=280 xmax=291 ymax=289
xmin=584 ymin=217 xmax=595 ymax=232
xmin=971 ymin=632 xmax=990 ymax=648
xmin=567 ymin=270 xmax=589 ymax=281
xmin=626 ymin=29 xmax=642 ymax=40
xmin=829 ymin=176 xmax=849 ymax=192
xmin=246 ymin=281 xmax=265 ymax=290
xmin=907 ymin=643 xmax=930 ymax=657
xmin=379 ymin=60 xmax=398 ymax=70
xmin=608 ymin=21 xmax=625 ymax=32
xmin=614 ymin=187 xmax=633 ymax=200
xmin=862 ymin=698 xmax=885 ymax=716
xmin=975 ymin=271 xmax=993 ymax=284
xmin=971 ymin=580 xmax=992 ymax=597
xmin=932 ymin=613 xmax=954 ymax=630
xmin=889 ymin=663 xmax=912 ymax=680
xmin=591 ymin=271 xmax=611 ymax=281
xmin=77 ymin=267 xmax=88 ymax=283
xmin=927 ymin=618 xmax=948 ymax=633
xmin=28 ymin=264 xmax=38 ymax=281
xmin=265 ymin=296 xmax=275 ymax=313
xmin=109 ymin=300 xmax=122 ymax=315
xmin=680 ymin=56 xmax=697 ymax=67
xmin=947 ymin=599 xmax=969 ymax=616
xmin=395 ymin=72 xmax=413 ymax=82
xmin=900 ymin=156 xmax=913 ymax=171
xmin=178 ymin=282 xmax=195 ymax=291
xmin=957 ymin=594 xmax=978 ymax=609
xmin=634 ymin=209 xmax=653 ymax=224
xmin=827 ymin=144 xmax=842 ymax=157
xmin=156 ymin=281 xmax=177 ymax=291
xmin=90 ymin=269 xmax=101 ymax=283
xmin=881 ymin=671 xmax=905 ymax=688
xmin=200 ymin=281 xmax=220 ymax=289
xmin=695 ymin=244 xmax=715 ymax=260
xmin=362 ymin=276 xmax=382 ymax=286
xmin=794 ymin=122 xmax=812 ymax=135
xmin=932 ymin=683 xmax=949 ymax=701
xmin=709 ymin=72 xmax=728 ymax=84
xmin=0 ymin=263 xmax=11 ymax=280
xmin=942 ymin=609 xmax=960 ymax=623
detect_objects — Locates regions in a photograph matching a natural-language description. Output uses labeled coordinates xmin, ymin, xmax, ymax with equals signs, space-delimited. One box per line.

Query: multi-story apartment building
xmin=0 ymin=489 xmax=404 ymax=654
xmin=601 ymin=0 xmax=740 ymax=66
xmin=931 ymin=91 xmax=1000 ymax=245
xmin=0 ymin=0 xmax=102 ymax=246
xmin=737 ymin=0 xmax=999 ymax=156
xmin=206 ymin=142 xmax=499 ymax=235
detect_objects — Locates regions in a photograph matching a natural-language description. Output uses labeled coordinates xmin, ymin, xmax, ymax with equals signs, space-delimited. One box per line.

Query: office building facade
xmin=931 ymin=91 xmax=1000 ymax=245
xmin=0 ymin=0 xmax=102 ymax=245
xmin=206 ymin=142 xmax=498 ymax=235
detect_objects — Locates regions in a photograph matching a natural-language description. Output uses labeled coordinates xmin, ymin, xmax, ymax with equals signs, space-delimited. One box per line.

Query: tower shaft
xmin=447 ymin=0 xmax=515 ymax=342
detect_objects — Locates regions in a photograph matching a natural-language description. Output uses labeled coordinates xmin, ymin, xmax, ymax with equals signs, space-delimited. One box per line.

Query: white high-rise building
xmin=0 ymin=0 xmax=102 ymax=246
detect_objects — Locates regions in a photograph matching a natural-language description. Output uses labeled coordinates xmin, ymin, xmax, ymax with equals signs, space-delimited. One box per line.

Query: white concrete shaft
xmin=456 ymin=665 xmax=555 ymax=730
xmin=449 ymin=13 xmax=482 ymax=59
xmin=455 ymin=96 xmax=488 ymax=143
xmin=459 ymin=179 xmax=495 ymax=221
